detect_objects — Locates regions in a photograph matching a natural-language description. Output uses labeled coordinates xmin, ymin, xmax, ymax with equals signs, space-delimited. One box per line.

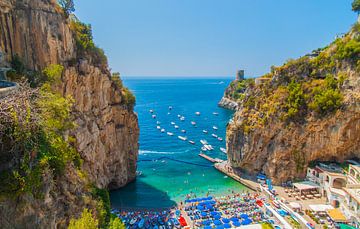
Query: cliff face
xmin=0 ymin=0 xmax=138 ymax=227
xmin=226 ymin=27 xmax=360 ymax=184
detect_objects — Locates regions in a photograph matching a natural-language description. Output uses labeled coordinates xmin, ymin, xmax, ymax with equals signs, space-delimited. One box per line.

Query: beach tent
xmin=214 ymin=220 xmax=222 ymax=225
xmin=233 ymin=221 xmax=241 ymax=227
xmin=309 ymin=204 xmax=334 ymax=212
xmin=327 ymin=209 xmax=347 ymax=223
xmin=222 ymin=218 xmax=230 ymax=223
xmin=242 ymin=218 xmax=252 ymax=225
xmin=224 ymin=223 xmax=231 ymax=228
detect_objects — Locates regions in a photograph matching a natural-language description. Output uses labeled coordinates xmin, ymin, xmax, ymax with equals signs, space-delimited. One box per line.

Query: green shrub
xmin=108 ymin=217 xmax=126 ymax=229
xmin=352 ymin=0 xmax=360 ymax=13
xmin=68 ymin=208 xmax=98 ymax=229
xmin=285 ymin=81 xmax=305 ymax=120
xmin=92 ymin=187 xmax=111 ymax=228
xmin=123 ymin=88 xmax=136 ymax=109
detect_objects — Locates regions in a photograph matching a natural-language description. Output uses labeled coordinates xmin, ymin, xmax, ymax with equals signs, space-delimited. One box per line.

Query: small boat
xmin=217 ymin=137 xmax=223 ymax=141
xmin=138 ymin=218 xmax=145 ymax=228
xmin=161 ymin=128 xmax=165 ymax=133
xmin=152 ymin=115 xmax=156 ymax=119
xmin=136 ymin=171 xmax=143 ymax=176
xmin=130 ymin=217 xmax=138 ymax=225
xmin=177 ymin=114 xmax=181 ymax=118
xmin=156 ymin=121 xmax=161 ymax=125
xmin=171 ymin=122 xmax=175 ymax=125
xmin=212 ymin=134 xmax=218 ymax=138
xmin=200 ymin=140 xmax=208 ymax=145
xmin=203 ymin=130 xmax=208 ymax=134
xmin=213 ymin=126 xmax=218 ymax=130
xmin=181 ymin=129 xmax=186 ymax=133
xmin=213 ymin=112 xmax=219 ymax=116
xmin=167 ymin=132 xmax=174 ymax=136
xmin=201 ymin=146 xmax=207 ymax=151
xmin=219 ymin=81 xmax=224 ymax=84
xmin=195 ymin=112 xmax=200 ymax=116
xmin=205 ymin=144 xmax=213 ymax=151
xmin=191 ymin=121 xmax=196 ymax=125
xmin=178 ymin=136 xmax=187 ymax=141
xmin=167 ymin=112 xmax=170 ymax=115
xmin=169 ymin=106 xmax=173 ymax=110
xmin=174 ymin=125 xmax=179 ymax=129
xmin=149 ymin=109 xmax=154 ymax=113
xmin=189 ymin=140 xmax=195 ymax=144
xmin=180 ymin=116 xmax=185 ymax=121
xmin=156 ymin=126 xmax=161 ymax=129
xmin=220 ymin=147 xmax=226 ymax=153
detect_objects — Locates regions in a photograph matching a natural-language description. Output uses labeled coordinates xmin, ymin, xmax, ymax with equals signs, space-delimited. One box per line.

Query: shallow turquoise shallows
xmin=110 ymin=77 xmax=248 ymax=209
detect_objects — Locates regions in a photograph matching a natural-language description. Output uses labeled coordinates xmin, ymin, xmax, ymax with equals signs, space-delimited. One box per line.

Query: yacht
xmin=167 ymin=132 xmax=174 ymax=136
xmin=213 ymin=126 xmax=218 ymax=130
xmin=212 ymin=134 xmax=218 ymax=138
xmin=202 ymin=130 xmax=208 ymax=134
xmin=169 ymin=106 xmax=173 ymax=110
xmin=156 ymin=121 xmax=161 ymax=125
xmin=191 ymin=121 xmax=196 ymax=126
xmin=152 ymin=115 xmax=156 ymax=119
xmin=213 ymin=112 xmax=219 ymax=116
xmin=201 ymin=146 xmax=207 ymax=151
xmin=220 ymin=147 xmax=226 ymax=154
xmin=149 ymin=109 xmax=154 ymax=113
xmin=204 ymin=145 xmax=213 ymax=151
xmin=180 ymin=116 xmax=185 ymax=121
xmin=181 ymin=129 xmax=186 ymax=133
xmin=161 ymin=128 xmax=165 ymax=133
xmin=200 ymin=140 xmax=208 ymax=145
xmin=156 ymin=126 xmax=161 ymax=130
xmin=174 ymin=125 xmax=179 ymax=129
xmin=195 ymin=112 xmax=200 ymax=116
xmin=188 ymin=140 xmax=195 ymax=145
xmin=217 ymin=137 xmax=223 ymax=141
xmin=171 ymin=122 xmax=175 ymax=125
xmin=178 ymin=136 xmax=187 ymax=141
xmin=177 ymin=114 xmax=181 ymax=118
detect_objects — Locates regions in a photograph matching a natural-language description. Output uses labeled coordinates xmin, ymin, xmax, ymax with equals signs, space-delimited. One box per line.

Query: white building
xmin=341 ymin=165 xmax=360 ymax=227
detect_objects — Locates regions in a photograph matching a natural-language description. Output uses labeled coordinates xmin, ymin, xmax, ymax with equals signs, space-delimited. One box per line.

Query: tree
xmin=108 ymin=217 xmax=126 ymax=229
xmin=58 ymin=0 xmax=75 ymax=17
xmin=352 ymin=0 xmax=360 ymax=13
xmin=68 ymin=208 xmax=98 ymax=229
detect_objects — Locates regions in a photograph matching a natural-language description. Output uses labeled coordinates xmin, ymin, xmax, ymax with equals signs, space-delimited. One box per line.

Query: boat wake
xmin=139 ymin=150 xmax=176 ymax=155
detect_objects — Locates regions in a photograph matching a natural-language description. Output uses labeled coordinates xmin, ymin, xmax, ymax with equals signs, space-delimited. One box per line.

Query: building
xmin=236 ymin=70 xmax=244 ymax=81
xmin=341 ymin=165 xmax=360 ymax=227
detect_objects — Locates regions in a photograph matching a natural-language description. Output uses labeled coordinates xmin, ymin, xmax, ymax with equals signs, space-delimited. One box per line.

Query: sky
xmin=74 ymin=0 xmax=357 ymax=77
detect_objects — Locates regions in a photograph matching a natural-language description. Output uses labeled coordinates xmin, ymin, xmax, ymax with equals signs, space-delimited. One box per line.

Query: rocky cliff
xmin=226 ymin=23 xmax=360 ymax=184
xmin=0 ymin=0 xmax=138 ymax=227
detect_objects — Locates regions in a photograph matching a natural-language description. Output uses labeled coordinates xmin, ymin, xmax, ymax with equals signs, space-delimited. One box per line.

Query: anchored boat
xmin=202 ymin=130 xmax=208 ymax=134
xmin=178 ymin=136 xmax=187 ymax=141
xmin=213 ymin=126 xmax=218 ymax=130
xmin=167 ymin=132 xmax=174 ymax=136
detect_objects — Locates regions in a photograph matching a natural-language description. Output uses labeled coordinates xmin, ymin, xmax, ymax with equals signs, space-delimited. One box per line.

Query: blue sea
xmin=110 ymin=77 xmax=248 ymax=209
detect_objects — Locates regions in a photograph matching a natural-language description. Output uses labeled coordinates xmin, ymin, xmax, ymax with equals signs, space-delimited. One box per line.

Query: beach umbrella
xmin=208 ymin=196 xmax=213 ymax=200
xmin=216 ymin=226 xmax=224 ymax=229
xmin=222 ymin=218 xmax=230 ymax=224
xmin=223 ymin=223 xmax=231 ymax=228
xmin=201 ymin=212 xmax=208 ymax=217
xmin=214 ymin=215 xmax=221 ymax=220
xmin=242 ymin=218 xmax=252 ymax=225
xmin=210 ymin=212 xmax=219 ymax=216
xmin=214 ymin=220 xmax=222 ymax=225
xmin=210 ymin=200 xmax=216 ymax=205
xmin=240 ymin=213 xmax=249 ymax=219
xmin=204 ymin=226 xmax=212 ymax=229
xmin=197 ymin=205 xmax=205 ymax=211
xmin=233 ymin=221 xmax=241 ymax=227
xmin=230 ymin=217 xmax=239 ymax=222
xmin=203 ymin=220 xmax=211 ymax=226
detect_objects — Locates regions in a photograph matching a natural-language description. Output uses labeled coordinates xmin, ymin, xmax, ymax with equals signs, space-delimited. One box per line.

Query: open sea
xmin=110 ymin=77 xmax=248 ymax=209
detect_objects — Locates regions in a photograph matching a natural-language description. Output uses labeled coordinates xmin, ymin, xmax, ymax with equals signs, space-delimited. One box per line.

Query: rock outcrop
xmin=0 ymin=0 xmax=139 ymax=227
xmin=226 ymin=25 xmax=360 ymax=184
xmin=218 ymin=97 xmax=238 ymax=110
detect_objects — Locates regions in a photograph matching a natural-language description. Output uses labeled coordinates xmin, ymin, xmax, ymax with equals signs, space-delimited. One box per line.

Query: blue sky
xmin=75 ymin=0 xmax=357 ymax=77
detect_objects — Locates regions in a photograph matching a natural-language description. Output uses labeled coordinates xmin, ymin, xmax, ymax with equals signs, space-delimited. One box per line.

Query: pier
xmin=198 ymin=153 xmax=224 ymax=163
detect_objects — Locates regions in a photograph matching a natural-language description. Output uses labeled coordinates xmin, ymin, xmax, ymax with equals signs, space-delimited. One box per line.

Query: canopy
xmin=327 ymin=209 xmax=347 ymax=222
xmin=289 ymin=202 xmax=301 ymax=209
xmin=214 ymin=220 xmax=222 ymax=225
xmin=222 ymin=218 xmax=230 ymax=223
xmin=309 ymin=204 xmax=334 ymax=212
xmin=293 ymin=181 xmax=320 ymax=191
xmin=224 ymin=223 xmax=231 ymax=228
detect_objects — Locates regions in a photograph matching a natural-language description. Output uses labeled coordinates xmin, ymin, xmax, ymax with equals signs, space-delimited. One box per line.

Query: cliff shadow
xmin=110 ymin=180 xmax=177 ymax=210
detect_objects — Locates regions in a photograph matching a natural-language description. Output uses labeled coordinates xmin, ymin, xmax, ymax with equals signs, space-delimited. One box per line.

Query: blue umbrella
xmin=208 ymin=196 xmax=213 ymax=200
xmin=214 ymin=220 xmax=222 ymax=225
xmin=203 ymin=220 xmax=211 ymax=226
xmin=242 ymin=218 xmax=252 ymax=225
xmin=240 ymin=213 xmax=249 ymax=219
xmin=201 ymin=212 xmax=208 ymax=217
xmin=230 ymin=217 xmax=239 ymax=222
xmin=222 ymin=218 xmax=230 ymax=224
xmin=197 ymin=205 xmax=205 ymax=211
xmin=211 ymin=212 xmax=219 ymax=216
xmin=210 ymin=200 xmax=216 ymax=205
xmin=214 ymin=215 xmax=221 ymax=220
xmin=216 ymin=226 xmax=224 ymax=229
xmin=204 ymin=226 xmax=212 ymax=229
xmin=233 ymin=221 xmax=241 ymax=227
xmin=224 ymin=223 xmax=231 ymax=228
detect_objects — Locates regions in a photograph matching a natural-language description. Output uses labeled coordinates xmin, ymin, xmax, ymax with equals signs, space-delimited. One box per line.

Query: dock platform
xmin=198 ymin=153 xmax=224 ymax=163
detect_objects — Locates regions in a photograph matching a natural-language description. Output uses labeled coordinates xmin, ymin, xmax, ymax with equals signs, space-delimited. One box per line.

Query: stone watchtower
xmin=236 ymin=70 xmax=245 ymax=81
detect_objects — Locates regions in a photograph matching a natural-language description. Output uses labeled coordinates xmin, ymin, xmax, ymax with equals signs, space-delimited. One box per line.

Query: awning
xmin=289 ymin=202 xmax=301 ymax=209
xmin=293 ymin=181 xmax=320 ymax=191
xmin=327 ymin=209 xmax=347 ymax=222
xmin=309 ymin=204 xmax=334 ymax=212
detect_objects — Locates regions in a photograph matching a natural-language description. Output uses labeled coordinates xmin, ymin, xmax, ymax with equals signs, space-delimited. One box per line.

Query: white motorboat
xmin=152 ymin=115 xmax=156 ymax=119
xmin=201 ymin=146 xmax=207 ymax=151
xmin=203 ymin=130 xmax=208 ymax=134
xmin=156 ymin=121 xmax=161 ymax=125
xmin=178 ymin=136 xmax=187 ymax=141
xmin=177 ymin=114 xmax=181 ymax=118
xmin=174 ymin=125 xmax=179 ymax=129
xmin=180 ymin=116 xmax=185 ymax=121
xmin=189 ymin=140 xmax=195 ymax=144
xmin=200 ymin=140 xmax=208 ymax=145
xmin=149 ymin=109 xmax=154 ymax=113
xmin=212 ymin=134 xmax=218 ymax=138
xmin=156 ymin=126 xmax=161 ymax=130
xmin=171 ymin=122 xmax=175 ymax=125
xmin=213 ymin=126 xmax=218 ymax=130
xmin=167 ymin=132 xmax=174 ymax=136
xmin=161 ymin=128 xmax=165 ymax=133
xmin=220 ymin=147 xmax=226 ymax=153
xmin=169 ymin=106 xmax=173 ymax=110
xmin=213 ymin=112 xmax=219 ymax=116
xmin=195 ymin=112 xmax=200 ymax=116
xmin=191 ymin=121 xmax=196 ymax=125
xmin=204 ymin=144 xmax=213 ymax=151
xmin=217 ymin=137 xmax=223 ymax=141
xmin=181 ymin=129 xmax=186 ymax=133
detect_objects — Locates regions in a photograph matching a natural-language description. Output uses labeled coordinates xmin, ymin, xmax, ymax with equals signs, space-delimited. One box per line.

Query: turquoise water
xmin=110 ymin=77 xmax=248 ymax=209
